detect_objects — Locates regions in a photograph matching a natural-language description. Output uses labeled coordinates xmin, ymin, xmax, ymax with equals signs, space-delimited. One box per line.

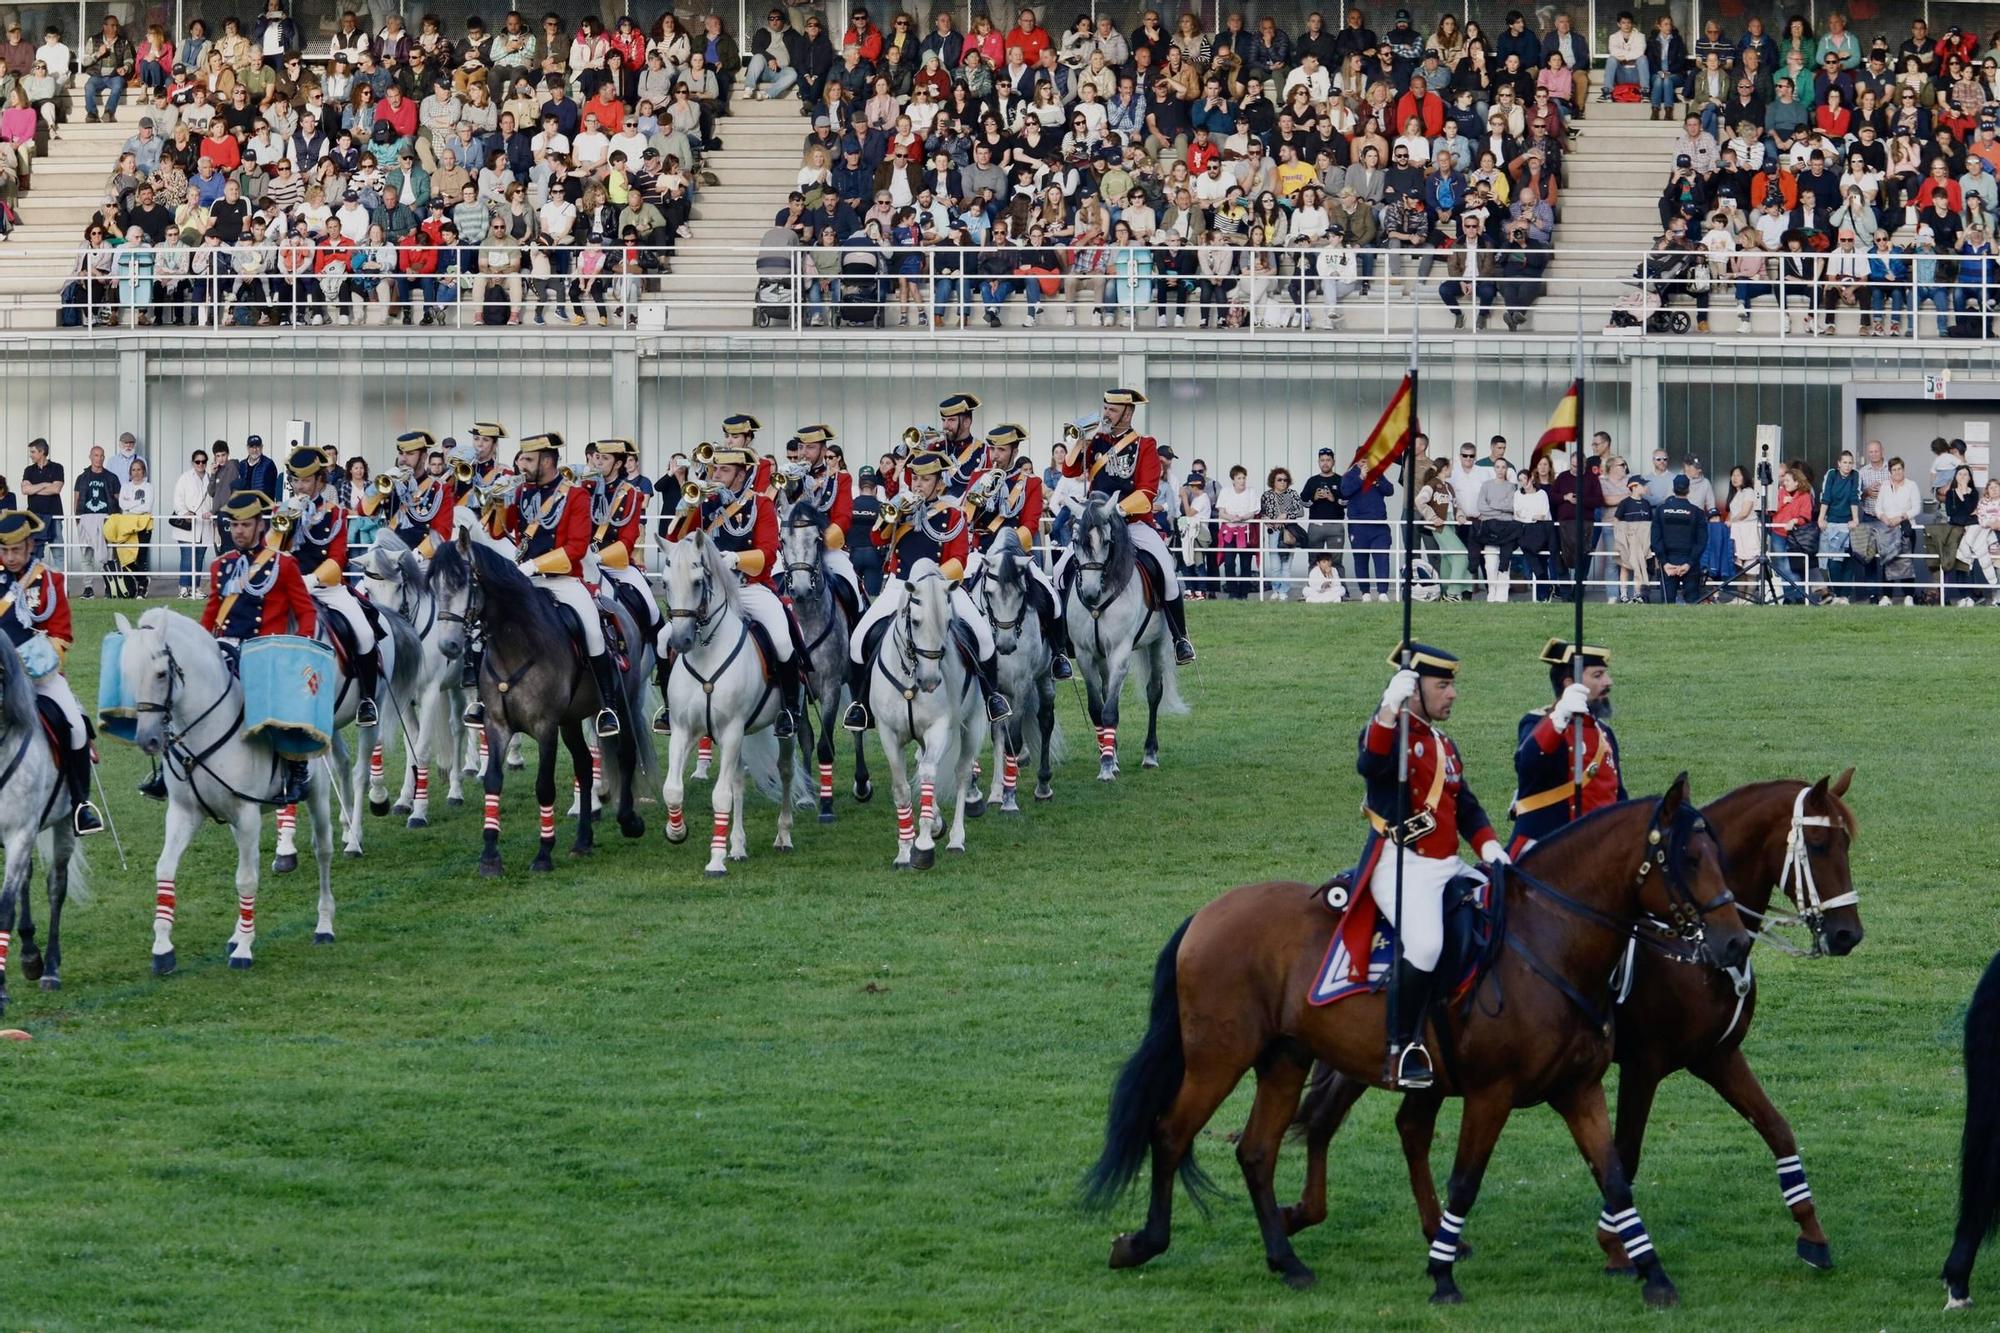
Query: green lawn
xmin=0 ymin=600 xmax=1987 ymax=1330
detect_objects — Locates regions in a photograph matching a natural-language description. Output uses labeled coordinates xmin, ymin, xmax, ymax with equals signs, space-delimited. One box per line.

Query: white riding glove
xmin=720 ymin=550 xmax=742 ymax=571
xmin=1480 ymin=840 xmax=1509 ymax=866
xmin=1379 ymin=668 xmax=1419 ymax=715
xmin=1550 ymin=682 xmax=1591 ymax=732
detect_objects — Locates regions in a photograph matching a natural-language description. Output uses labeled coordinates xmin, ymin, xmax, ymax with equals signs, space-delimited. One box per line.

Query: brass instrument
xmin=451 ymin=457 xmax=477 ymax=484
xmin=1061 ymin=422 xmax=1083 ymax=445
xmin=690 ymin=441 xmax=716 ymax=472
xmin=678 ymin=477 xmax=716 ymax=510
xmin=774 ymin=459 xmax=809 ymax=488
xmin=270 ymin=495 xmax=311 ymax=539
xmin=373 ymin=466 xmax=409 ymax=496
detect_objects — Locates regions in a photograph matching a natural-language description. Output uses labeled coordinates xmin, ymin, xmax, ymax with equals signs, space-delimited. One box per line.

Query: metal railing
xmin=10 ymin=241 xmax=2000 ymax=340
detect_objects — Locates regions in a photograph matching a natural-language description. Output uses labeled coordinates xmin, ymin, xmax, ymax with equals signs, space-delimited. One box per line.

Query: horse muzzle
xmin=1714 ymin=929 xmax=1753 ymax=971
xmin=1822 ymin=921 xmax=1863 ymax=957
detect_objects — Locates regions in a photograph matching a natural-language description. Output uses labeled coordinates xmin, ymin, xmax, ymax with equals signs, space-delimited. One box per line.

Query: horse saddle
xmin=1134 ymin=551 xmax=1165 ymax=610
xmin=1307 ymin=870 xmax=1502 ymax=1009
xmin=554 ymin=603 xmax=631 ymax=675
xmin=608 ymin=581 xmax=658 ymax=640
xmin=33 ymin=695 xmax=69 ymax=761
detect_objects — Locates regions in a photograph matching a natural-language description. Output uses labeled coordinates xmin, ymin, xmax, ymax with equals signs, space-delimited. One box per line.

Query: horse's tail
xmin=1157 ymin=655 xmax=1189 ymax=717
xmin=1953 ymin=951 xmax=2000 ymax=1257
xmin=387 ymin=612 xmax=425 ymax=705
xmin=32 ymin=829 xmax=92 ymax=907
xmin=617 ymin=632 xmax=659 ymax=790
xmin=741 ymin=728 xmax=816 ymax=808
xmin=1082 ymin=916 xmax=1217 ymax=1214
xmin=1288 ymin=1061 xmax=1346 ymax=1142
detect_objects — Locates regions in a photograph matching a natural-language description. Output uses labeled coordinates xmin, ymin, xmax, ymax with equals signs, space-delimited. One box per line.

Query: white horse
xmin=868 ymin=561 xmax=981 ymax=869
xmin=656 ymin=530 xmax=798 ymax=876
xmin=976 ymin=534 xmax=1063 ymax=811
xmin=361 ymin=533 xmax=475 ymax=826
xmin=119 ymin=608 xmax=336 ymax=974
xmin=0 ymin=634 xmax=87 ymax=1007
xmin=1063 ymin=495 xmax=1186 ymax=781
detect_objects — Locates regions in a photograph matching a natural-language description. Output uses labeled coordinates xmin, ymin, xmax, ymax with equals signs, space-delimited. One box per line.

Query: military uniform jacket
xmin=202 ymin=545 xmax=318 ymax=639
xmin=0 ymin=562 xmax=73 ymax=663
xmin=965 ymin=462 xmax=1044 ymax=553
xmin=797 ymin=467 xmax=854 ymax=546
xmin=286 ymin=498 xmax=352 ymax=588
xmin=1351 ymin=711 xmax=1496 ymax=883
xmin=1060 ymin=429 xmax=1162 ymax=520
xmin=1510 ymin=709 xmax=1626 ymax=846
xmin=700 ymin=488 xmax=779 ymax=586
xmin=875 ymin=497 xmax=969 ymax=580
xmin=364 ymin=471 xmax=454 ymax=552
xmin=593 ymin=480 xmax=647 ymax=570
xmin=509 ymin=480 xmax=593 ymax=577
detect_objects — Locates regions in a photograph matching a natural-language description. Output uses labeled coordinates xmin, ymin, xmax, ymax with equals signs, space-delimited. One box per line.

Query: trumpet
xmin=270 ymin=496 xmax=309 ymax=537
xmin=374 ymin=465 xmax=411 ymax=496
xmin=678 ymin=477 xmax=716 ymax=509
xmin=965 ymin=469 xmax=1005 ymax=508
xmin=774 ymin=459 xmax=809 ymax=488
xmin=451 ymin=457 xmax=477 ymax=484
xmin=1062 ymin=422 xmax=1083 ymax=445
xmin=689 ymin=441 xmax=716 ymax=473
xmin=558 ymin=465 xmax=580 ymax=486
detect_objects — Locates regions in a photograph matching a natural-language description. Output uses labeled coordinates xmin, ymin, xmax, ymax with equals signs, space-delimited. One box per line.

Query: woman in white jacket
xmin=172 ymin=450 xmax=214 ymax=596
xmin=1316 ymin=229 xmax=1361 ymax=325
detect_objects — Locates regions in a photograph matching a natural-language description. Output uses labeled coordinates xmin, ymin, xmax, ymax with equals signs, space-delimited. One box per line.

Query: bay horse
xmin=1082 ymin=778 xmax=1753 ymax=1308
xmin=1943 ymin=948 xmax=2000 ymax=1311
xmin=1288 ymin=773 xmax=1865 ymax=1274
xmin=430 ymin=532 xmax=651 ymax=876
xmin=1063 ymin=494 xmax=1183 ymax=781
xmin=0 ymin=632 xmax=86 ymax=1009
xmin=977 ymin=531 xmax=1060 ymax=810
xmin=780 ymin=503 xmax=872 ymax=821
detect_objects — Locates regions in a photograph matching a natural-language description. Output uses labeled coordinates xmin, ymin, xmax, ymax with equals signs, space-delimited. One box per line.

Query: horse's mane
xmin=1073 ymin=493 xmax=1135 ymax=591
xmin=784 ymin=500 xmax=827 ymax=533
xmin=463 ymin=539 xmax=572 ymax=640
xmin=665 ymin=531 xmax=742 ymax=613
xmin=1522 ymin=791 xmax=1710 ymax=882
xmin=0 ymin=632 xmax=37 ymax=737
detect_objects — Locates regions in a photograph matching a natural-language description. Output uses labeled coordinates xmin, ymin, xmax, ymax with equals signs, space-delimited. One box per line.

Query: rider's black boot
xmin=139 ymin=761 xmax=167 ymax=801
xmin=978 ymin=652 xmax=1013 ymax=725
xmin=842 ymin=655 xmax=873 ymax=732
xmin=774 ymin=655 xmax=799 ymax=740
xmin=1388 ymin=958 xmax=1438 ymax=1090
xmin=652 ymin=657 xmax=673 ymax=735
xmin=1039 ymin=587 xmax=1074 ymax=680
xmin=279 ymin=760 xmax=312 ymax=807
xmin=65 ymin=746 xmax=103 ymax=835
xmin=587 ymin=651 xmax=623 ymax=737
xmin=1165 ymin=592 xmax=1196 ymax=664
xmin=461 ymin=642 xmax=486 ymax=728
xmin=355 ymin=648 xmax=382 ymax=729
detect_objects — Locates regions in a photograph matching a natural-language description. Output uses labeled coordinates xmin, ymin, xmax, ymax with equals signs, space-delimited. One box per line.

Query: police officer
xmin=1508 ymin=639 xmax=1625 ymax=856
xmin=202 ymin=490 xmax=321 ymax=803
xmin=962 ymin=422 xmax=1073 ymax=680
xmin=1650 ymin=473 xmax=1707 ymax=604
xmin=279 ymin=447 xmax=383 ymax=729
xmin=0 ymin=511 xmax=102 ymax=834
xmin=1354 ymin=643 xmax=1506 ymax=1089
xmin=843 ymin=450 xmax=1013 ymax=732
xmin=1056 ymin=388 xmax=1197 ymax=663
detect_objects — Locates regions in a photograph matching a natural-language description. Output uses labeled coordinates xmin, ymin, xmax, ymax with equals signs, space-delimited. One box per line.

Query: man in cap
xmin=359 ymin=430 xmax=455 ymax=557
xmin=472 ymin=433 xmax=623 ymax=738
xmin=1650 ymin=474 xmax=1707 ymax=603
xmin=1057 ymin=388 xmax=1196 ymax=663
xmin=663 ymin=434 xmax=808 ymax=741
xmin=201 ymin=489 xmax=319 ymax=802
xmin=1349 ymin=642 xmax=1505 ymax=1089
xmin=961 ymin=422 xmax=1071 ymax=680
xmin=840 ymin=448 xmax=1011 ymax=733
xmin=781 ymin=423 xmax=864 ymax=624
xmin=277 ymin=447 xmax=382 ymax=728
xmin=0 ymin=511 xmax=103 ymax=834
xmin=1507 ymin=639 xmax=1625 ymax=856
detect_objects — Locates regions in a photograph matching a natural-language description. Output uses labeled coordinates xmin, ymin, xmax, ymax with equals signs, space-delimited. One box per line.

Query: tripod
xmin=1704 ymin=455 xmax=1782 ymax=605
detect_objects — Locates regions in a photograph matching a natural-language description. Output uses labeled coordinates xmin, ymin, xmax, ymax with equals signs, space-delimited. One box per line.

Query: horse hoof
xmin=1946 ymin=1287 xmax=1974 ymax=1311
xmin=1602 ymin=1265 xmax=1638 ymax=1279
xmin=313 ymin=932 xmax=335 ymax=945
xmin=1108 ymin=1233 xmax=1158 ymax=1269
xmin=228 ymin=954 xmax=253 ymax=970
xmin=619 ymin=815 xmax=646 ymax=839
xmin=1643 ymin=1280 xmax=1679 ymax=1310
xmin=964 ymin=795 xmax=986 ymax=819
xmin=38 ymin=975 xmax=60 ymax=991
xmin=1001 ymin=797 xmax=1021 ymax=815
xmin=664 ymin=826 xmax=689 ymax=845
xmin=1276 ymin=1260 xmax=1316 ymax=1291
xmin=407 ymin=816 xmax=429 ymax=830
xmin=704 ymin=867 xmax=727 ymax=879
xmin=20 ymin=954 xmax=42 ymax=982
xmin=1797 ymin=1239 xmax=1833 ymax=1271
xmin=853 ymin=779 xmax=874 ymax=804
xmin=692 ymin=765 xmax=711 ymax=781
xmin=342 ymin=848 xmax=363 ymax=859
xmin=478 ymin=857 xmax=504 ymax=878
xmin=1142 ymin=753 xmax=1159 ymax=769
xmin=152 ymin=950 xmax=176 ymax=977
xmin=1429 ymin=1287 xmax=1463 ymax=1307
xmin=392 ymin=801 xmax=412 ymax=816
xmin=1096 ymin=769 xmax=1116 ymax=783
xmin=1035 ymin=784 xmax=1053 ymax=801
xmin=272 ymin=854 xmax=299 ymax=875
xmin=910 ymin=846 xmax=935 ymax=870
xmin=530 ymin=856 xmax=554 ymax=873
xmin=447 ymin=796 xmax=465 ymax=808
xmin=369 ymin=799 xmax=391 ymax=817
xmin=570 ymin=845 xmax=594 ymax=859
xmin=818 ymin=810 xmax=837 ymax=825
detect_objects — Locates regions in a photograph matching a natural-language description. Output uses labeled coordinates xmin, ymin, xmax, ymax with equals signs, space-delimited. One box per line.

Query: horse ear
xmin=1659 ymin=771 xmax=1691 ymax=821
xmin=1829 ymin=766 xmax=1854 ymax=799
xmin=115 ymin=611 xmax=134 ymax=634
xmin=456 ymin=527 xmax=474 ymax=559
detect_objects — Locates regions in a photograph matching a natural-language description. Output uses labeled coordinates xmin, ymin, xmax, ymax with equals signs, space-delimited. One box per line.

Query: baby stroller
xmin=752 ymin=226 xmax=802 ymax=328
xmin=837 ymin=246 xmax=887 ymax=328
xmin=1605 ymin=287 xmax=1691 ymax=334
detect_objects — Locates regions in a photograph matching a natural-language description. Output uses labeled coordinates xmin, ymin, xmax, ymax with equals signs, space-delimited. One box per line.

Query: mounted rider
xmin=358 ymin=429 xmax=455 ymax=557
xmin=960 ymin=421 xmax=1073 ymax=681
xmin=0 ymin=511 xmax=102 ymax=835
xmin=778 ymin=422 xmax=864 ymax=625
xmin=1056 ymin=388 xmax=1196 ymax=665
xmin=586 ymin=437 xmax=664 ymax=638
xmin=1509 ymin=638 xmax=1625 ymax=856
xmin=1354 ymin=643 xmax=1507 ymax=1090
xmin=200 ymin=490 xmax=321 ymax=804
xmin=842 ymin=448 xmax=1013 ymax=733
xmin=451 ymin=421 xmax=511 ymax=533
xmin=277 ymin=446 xmax=384 ymax=729
xmin=660 ymin=431 xmax=809 ymax=741
xmin=466 ymin=433 xmax=623 ymax=739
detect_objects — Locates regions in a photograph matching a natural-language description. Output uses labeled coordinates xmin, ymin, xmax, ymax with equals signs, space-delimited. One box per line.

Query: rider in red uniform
xmin=961 ymin=421 xmax=1073 ymax=681
xmin=357 ymin=429 xmax=454 ymax=557
xmin=279 ymin=447 xmax=383 ymax=728
xmin=780 ymin=423 xmax=863 ymax=623
xmin=1509 ymin=639 xmax=1626 ymax=856
xmin=202 ymin=490 xmax=320 ymax=802
xmin=0 ymin=511 xmax=102 ymax=833
xmin=1057 ymin=388 xmax=1196 ymax=664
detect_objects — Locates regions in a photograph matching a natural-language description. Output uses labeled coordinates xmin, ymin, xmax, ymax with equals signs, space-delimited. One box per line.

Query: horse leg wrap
xmin=538 ymin=804 xmax=556 ymax=841
xmin=590 ymin=745 xmax=602 ymax=789
xmin=896 ymin=804 xmax=915 ymax=841
xmin=710 ymin=810 xmax=731 ymax=855
xmin=698 ymin=737 xmax=713 ymax=764
xmin=1097 ymin=726 xmax=1116 ymax=759
xmin=0 ymin=929 xmax=11 ymax=974
xmin=414 ymin=767 xmax=430 ymax=802
xmin=277 ymin=805 xmax=297 ymax=835
xmin=236 ymin=896 xmax=255 ymax=935
xmin=483 ymin=794 xmax=501 ymax=834
xmin=154 ymin=880 xmax=177 ymax=937
xmin=1003 ymin=753 xmax=1019 ymax=792
xmin=370 ymin=745 xmax=384 ymax=784
xmin=819 ymin=761 xmax=834 ymax=800
xmin=919 ymin=781 xmax=936 ymax=830
xmin=1601 ymin=1207 xmax=1655 ymax=1262
xmin=1427 ymin=1209 xmax=1467 ymax=1265
xmin=1775 ymin=1155 xmax=1812 ymax=1209
xmin=478 ymin=732 xmax=490 ymax=770
xmin=666 ymin=806 xmax=685 ymax=838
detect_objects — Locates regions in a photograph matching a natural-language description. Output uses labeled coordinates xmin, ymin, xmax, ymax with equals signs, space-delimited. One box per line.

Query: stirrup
xmin=986 ymin=692 xmax=1013 ymax=724
xmin=594 ymin=706 xmax=622 ymax=738
xmin=462 ymin=700 xmax=486 ymax=729
xmin=842 ymin=700 xmax=872 ymax=733
xmin=774 ymin=708 xmax=796 ymax=740
xmin=1052 ymin=653 xmax=1073 ymax=680
xmin=73 ymin=802 xmax=104 ymax=836
xmin=1174 ymin=636 xmax=1197 ymax=664
xmin=652 ymin=708 xmax=672 ymax=736
xmin=1393 ymin=1042 xmax=1436 ymax=1090
xmin=357 ymin=698 xmax=379 ymax=728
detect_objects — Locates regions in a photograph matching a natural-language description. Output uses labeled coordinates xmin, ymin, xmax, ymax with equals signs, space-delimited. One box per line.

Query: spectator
xmin=71 ymin=443 xmax=120 ymax=595
xmin=1300 ymin=446 xmax=1346 ymax=578
xmin=1475 ymin=459 xmax=1521 ymax=602
xmin=1339 ymin=455 xmax=1393 ymax=601
xmin=1652 ymin=474 xmax=1707 ymax=602
xmin=1612 ymin=476 xmax=1654 ymax=601
xmin=1258 ymin=464 xmax=1304 ymax=600
xmin=1302 ymin=551 xmax=1343 ymax=602
xmin=114 ymin=456 xmax=155 ymax=594
xmin=21 ymin=438 xmax=63 ymax=565
xmin=1875 ymin=455 xmax=1924 ymax=603
xmin=171 ymin=446 xmax=213 ymax=595
xmin=1815 ymin=448 xmax=1860 ymax=602
xmin=240 ymin=433 xmax=280 ymax=499
xmin=1445 ymin=440 xmax=1486 ymax=591
xmin=1214 ymin=463 xmax=1259 ymax=597
xmin=1176 ymin=471 xmax=1213 ymax=599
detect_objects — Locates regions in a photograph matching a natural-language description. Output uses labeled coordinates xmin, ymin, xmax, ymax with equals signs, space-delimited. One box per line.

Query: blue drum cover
xmin=96 ymin=630 xmax=138 ymax=745
xmin=240 ymin=635 xmax=337 ymax=759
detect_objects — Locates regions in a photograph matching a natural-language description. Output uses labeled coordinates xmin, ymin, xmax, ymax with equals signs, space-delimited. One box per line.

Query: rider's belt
xmin=1368 ymin=807 xmax=1439 ymax=845
xmin=1508 ymin=732 xmax=1612 ymax=817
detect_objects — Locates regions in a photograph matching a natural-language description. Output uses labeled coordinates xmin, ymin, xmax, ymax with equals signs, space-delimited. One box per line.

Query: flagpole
xmin=1389 ymin=307 xmax=1421 ymax=1086
xmin=1569 ymin=311 xmax=1587 ymax=814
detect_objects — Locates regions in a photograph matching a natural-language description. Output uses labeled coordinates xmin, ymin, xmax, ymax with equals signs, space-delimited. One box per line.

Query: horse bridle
xmin=980 ymin=564 xmax=1027 ymax=634
xmin=664 ymin=557 xmax=721 ymax=648
xmin=897 ymin=576 xmax=947 ymax=676
xmin=131 ymin=632 xmax=282 ymax=822
xmin=1736 ymin=785 xmax=1858 ymax=958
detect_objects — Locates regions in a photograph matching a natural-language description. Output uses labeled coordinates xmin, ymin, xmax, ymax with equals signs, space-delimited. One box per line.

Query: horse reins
xmin=1734 ymin=786 xmax=1858 ymax=959
xmin=134 ymin=637 xmax=286 ymax=823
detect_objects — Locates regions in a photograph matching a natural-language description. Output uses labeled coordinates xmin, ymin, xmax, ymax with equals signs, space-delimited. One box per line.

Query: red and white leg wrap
xmin=0 ymin=930 xmax=11 ymax=974
xmin=237 ymin=895 xmax=255 ymax=935
xmin=666 ymin=805 xmax=685 ymax=839
xmin=896 ymin=804 xmax=915 ymax=841
xmin=698 ymin=736 xmax=713 ymax=764
xmin=710 ymin=810 xmax=731 ymax=854
xmin=538 ymin=804 xmax=556 ymax=840
xmin=1003 ymin=753 xmax=1019 ymax=791
xmin=155 ymin=879 xmax=177 ymax=926
xmin=369 ymin=745 xmax=384 ymax=783
xmin=1096 ymin=726 xmax=1116 ymax=758
xmin=277 ymin=805 xmax=297 ymax=834
xmin=482 ymin=794 xmax=501 ymax=833
xmin=590 ymin=745 xmax=602 ymax=788
xmin=478 ymin=731 xmax=490 ymax=768
xmin=819 ymin=761 xmax=834 ymax=800
xmin=919 ymin=781 xmax=936 ymax=829
xmin=414 ymin=766 xmax=430 ymax=802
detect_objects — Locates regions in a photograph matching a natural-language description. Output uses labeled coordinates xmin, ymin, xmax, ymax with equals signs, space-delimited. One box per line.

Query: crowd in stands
xmin=2 ymin=3 xmax=725 ymax=324
xmin=1636 ymin=12 xmax=2000 ymax=335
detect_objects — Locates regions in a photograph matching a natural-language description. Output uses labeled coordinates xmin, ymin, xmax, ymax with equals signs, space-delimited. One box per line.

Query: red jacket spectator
xmin=608 ymin=24 xmax=646 ymax=71
xmin=314 ymin=234 xmax=355 ymax=274
xmin=1002 ymin=21 xmax=1050 ymax=65
xmin=199 ymin=128 xmax=241 ymax=172
xmin=583 ymin=89 xmax=624 ymax=133
xmin=1936 ymin=32 xmax=1979 ymax=67
xmin=1393 ymin=88 xmax=1446 ymax=138
xmin=1187 ymin=137 xmax=1220 ymax=173
xmin=841 ymin=17 xmax=883 ymax=63
xmin=1813 ymin=104 xmax=1851 ymax=137
xmin=375 ymin=90 xmax=418 ymax=138
xmin=1915 ymin=175 xmax=1964 ymax=212
xmin=1750 ymin=167 xmax=1798 ymax=210
xmin=397 ymin=232 xmax=439 ymax=275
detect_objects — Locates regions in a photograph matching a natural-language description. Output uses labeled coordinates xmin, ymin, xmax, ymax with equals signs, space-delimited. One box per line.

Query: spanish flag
xmin=1348 ymin=372 xmax=1418 ymax=489
xmin=1530 ymin=378 xmax=1583 ymax=474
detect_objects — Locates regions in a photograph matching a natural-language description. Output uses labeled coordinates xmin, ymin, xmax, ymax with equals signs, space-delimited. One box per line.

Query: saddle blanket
xmin=1309 ymin=873 xmax=1491 ymax=1008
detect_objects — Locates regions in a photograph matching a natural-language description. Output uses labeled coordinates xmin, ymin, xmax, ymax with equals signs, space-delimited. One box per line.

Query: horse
xmin=1944 ymin=949 xmax=2000 ymax=1311
xmin=1081 ymin=778 xmax=1753 ymax=1308
xmin=1287 ymin=774 xmax=1866 ymax=1274
xmin=867 ymin=560 xmax=981 ymax=869
xmin=1063 ymin=494 xmax=1184 ymax=782
xmin=656 ymin=528 xmax=799 ymax=876
xmin=118 ymin=608 xmax=337 ymax=974
xmin=780 ymin=503 xmax=872 ymax=821
xmin=430 ymin=533 xmax=651 ymax=876
xmin=976 ymin=532 xmax=1060 ymax=810
xmin=361 ymin=532 xmax=468 ymax=827
xmin=0 ymin=633 xmax=87 ymax=1008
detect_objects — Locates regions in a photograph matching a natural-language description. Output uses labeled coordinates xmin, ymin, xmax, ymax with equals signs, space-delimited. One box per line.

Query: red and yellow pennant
xmin=1348 ymin=373 xmax=1418 ymax=489
xmin=1530 ymin=378 xmax=1583 ymax=475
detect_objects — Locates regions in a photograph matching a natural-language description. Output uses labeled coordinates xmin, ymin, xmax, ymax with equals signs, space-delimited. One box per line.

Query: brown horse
xmin=1287 ymin=773 xmax=1864 ymax=1274
xmin=1082 ymin=776 xmax=1753 ymax=1308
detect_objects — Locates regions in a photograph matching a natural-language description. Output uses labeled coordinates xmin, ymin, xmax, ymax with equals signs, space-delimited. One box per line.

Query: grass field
xmin=0 ymin=599 xmax=1989 ymax=1330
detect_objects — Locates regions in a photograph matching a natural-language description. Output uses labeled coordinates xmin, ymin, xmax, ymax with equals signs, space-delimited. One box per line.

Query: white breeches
xmin=1055 ymin=520 xmax=1179 ymax=599
xmin=34 ymin=671 xmax=88 ymax=747
xmin=1366 ymin=849 xmax=1470 ymax=973
xmin=312 ymin=583 xmax=377 ymax=654
xmin=531 ymin=574 xmax=605 ymax=654
xmin=736 ymin=581 xmax=795 ymax=661
xmin=849 ymin=578 xmax=992 ymax=663
xmin=823 ymin=546 xmax=862 ymax=602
